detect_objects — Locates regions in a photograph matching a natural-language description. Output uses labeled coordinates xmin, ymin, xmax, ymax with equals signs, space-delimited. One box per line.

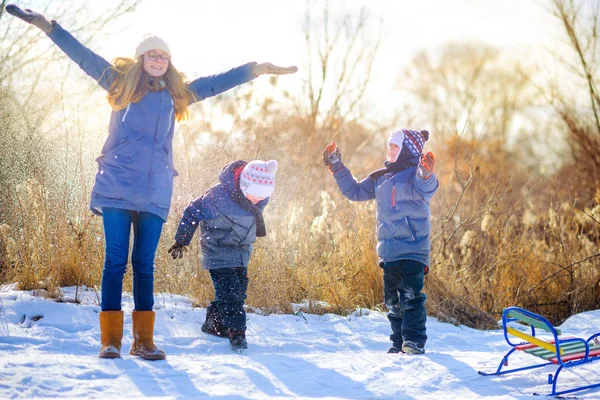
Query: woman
xmin=6 ymin=4 xmax=297 ymax=360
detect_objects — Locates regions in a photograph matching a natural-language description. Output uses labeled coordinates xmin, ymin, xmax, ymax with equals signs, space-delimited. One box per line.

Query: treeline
xmin=0 ymin=0 xmax=598 ymax=327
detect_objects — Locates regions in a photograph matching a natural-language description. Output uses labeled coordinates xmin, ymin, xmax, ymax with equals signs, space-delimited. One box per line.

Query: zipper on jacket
xmin=121 ymin=103 xmax=131 ymax=122
xmin=146 ymin=95 xmax=163 ymax=208
xmin=392 ymin=184 xmax=396 ymax=208
xmin=167 ymin=97 xmax=174 ymax=132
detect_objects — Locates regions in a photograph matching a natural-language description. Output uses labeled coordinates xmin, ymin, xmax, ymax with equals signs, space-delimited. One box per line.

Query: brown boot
xmin=99 ymin=311 xmax=123 ymax=359
xmin=129 ymin=310 xmax=166 ymax=360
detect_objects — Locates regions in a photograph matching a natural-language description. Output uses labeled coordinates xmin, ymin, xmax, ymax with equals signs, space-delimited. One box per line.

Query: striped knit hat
xmin=401 ymin=129 xmax=429 ymax=157
xmin=240 ymin=160 xmax=278 ymax=198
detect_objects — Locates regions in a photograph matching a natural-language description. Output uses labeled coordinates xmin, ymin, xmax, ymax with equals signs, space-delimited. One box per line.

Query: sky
xmin=89 ymin=0 xmax=562 ymax=123
xmin=1 ymin=285 xmax=600 ymax=399
xmin=101 ymin=0 xmax=558 ymax=72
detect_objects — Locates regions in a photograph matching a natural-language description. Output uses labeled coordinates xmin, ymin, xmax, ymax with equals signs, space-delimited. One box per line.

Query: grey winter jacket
xmin=47 ymin=24 xmax=256 ymax=221
xmin=333 ymin=163 xmax=438 ymax=266
xmin=174 ymin=161 xmax=269 ymax=270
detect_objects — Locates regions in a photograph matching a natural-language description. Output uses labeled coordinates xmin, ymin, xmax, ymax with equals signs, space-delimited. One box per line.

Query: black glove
xmin=168 ymin=242 xmax=186 ymax=259
xmin=5 ymin=4 xmax=54 ymax=33
xmin=322 ymin=141 xmax=343 ymax=173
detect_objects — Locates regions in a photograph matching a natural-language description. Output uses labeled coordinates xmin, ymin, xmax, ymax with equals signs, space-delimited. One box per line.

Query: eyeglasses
xmin=145 ymin=52 xmax=169 ymax=62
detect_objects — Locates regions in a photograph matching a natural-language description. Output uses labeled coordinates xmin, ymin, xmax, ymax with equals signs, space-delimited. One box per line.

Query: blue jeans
xmin=383 ymin=259 xmax=427 ymax=347
xmin=101 ymin=208 xmax=164 ymax=311
xmin=209 ymin=267 xmax=249 ymax=332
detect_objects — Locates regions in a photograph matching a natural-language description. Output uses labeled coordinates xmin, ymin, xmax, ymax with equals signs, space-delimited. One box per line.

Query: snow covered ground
xmin=0 ymin=286 xmax=599 ymax=399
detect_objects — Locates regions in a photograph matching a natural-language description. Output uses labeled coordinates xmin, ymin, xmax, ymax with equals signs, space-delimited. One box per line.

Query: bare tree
xmin=1 ymin=1 xmax=139 ymax=95
xmin=548 ymin=0 xmax=600 ymax=182
xmin=300 ymin=0 xmax=382 ymax=137
xmin=0 ymin=0 xmax=139 ymax=221
xmin=400 ymin=42 xmax=536 ymax=142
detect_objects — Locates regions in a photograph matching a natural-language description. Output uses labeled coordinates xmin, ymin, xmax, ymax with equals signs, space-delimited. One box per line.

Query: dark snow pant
xmin=383 ymin=259 xmax=427 ymax=348
xmin=101 ymin=208 xmax=164 ymax=311
xmin=209 ymin=267 xmax=249 ymax=332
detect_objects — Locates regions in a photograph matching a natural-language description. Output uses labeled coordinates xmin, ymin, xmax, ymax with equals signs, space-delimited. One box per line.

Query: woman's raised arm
xmin=6 ymin=4 xmax=115 ymax=90
xmin=187 ymin=62 xmax=297 ymax=103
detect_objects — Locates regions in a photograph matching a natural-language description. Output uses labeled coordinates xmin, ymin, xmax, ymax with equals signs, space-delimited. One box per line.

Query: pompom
xmin=420 ymin=130 xmax=430 ymax=141
xmin=266 ymin=160 xmax=278 ymax=174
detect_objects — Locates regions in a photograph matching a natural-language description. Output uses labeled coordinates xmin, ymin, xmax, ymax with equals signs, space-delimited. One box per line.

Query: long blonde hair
xmin=105 ymin=57 xmax=196 ymax=121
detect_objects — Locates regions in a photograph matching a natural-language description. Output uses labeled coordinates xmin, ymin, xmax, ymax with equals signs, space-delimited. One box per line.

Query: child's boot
xmin=99 ymin=311 xmax=123 ymax=358
xmin=130 ymin=310 xmax=166 ymax=360
xmin=387 ymin=340 xmax=403 ymax=353
xmin=228 ymin=329 xmax=248 ymax=350
xmin=201 ymin=301 xmax=228 ymax=337
xmin=402 ymin=340 xmax=425 ymax=354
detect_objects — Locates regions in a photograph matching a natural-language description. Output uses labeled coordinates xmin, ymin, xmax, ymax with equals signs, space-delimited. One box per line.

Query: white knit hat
xmin=240 ymin=160 xmax=278 ymax=198
xmin=134 ymin=34 xmax=171 ymax=59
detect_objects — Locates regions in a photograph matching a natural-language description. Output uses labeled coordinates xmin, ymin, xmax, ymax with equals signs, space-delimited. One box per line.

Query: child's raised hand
xmin=5 ymin=4 xmax=54 ymax=33
xmin=252 ymin=62 xmax=298 ymax=76
xmin=168 ymin=241 xmax=186 ymax=259
xmin=322 ymin=141 xmax=343 ymax=173
xmin=417 ymin=152 xmax=435 ymax=180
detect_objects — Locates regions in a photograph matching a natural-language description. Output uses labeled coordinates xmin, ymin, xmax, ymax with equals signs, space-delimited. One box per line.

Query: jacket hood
xmin=218 ymin=160 xmax=247 ymax=193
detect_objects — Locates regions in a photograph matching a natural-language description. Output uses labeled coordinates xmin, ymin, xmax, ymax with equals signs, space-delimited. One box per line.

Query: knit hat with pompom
xmin=401 ymin=128 xmax=429 ymax=157
xmin=387 ymin=129 xmax=430 ymax=157
xmin=240 ymin=160 xmax=278 ymax=198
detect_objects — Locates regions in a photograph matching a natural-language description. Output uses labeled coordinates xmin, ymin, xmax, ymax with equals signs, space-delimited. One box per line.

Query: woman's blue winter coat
xmin=47 ymin=24 xmax=256 ymax=221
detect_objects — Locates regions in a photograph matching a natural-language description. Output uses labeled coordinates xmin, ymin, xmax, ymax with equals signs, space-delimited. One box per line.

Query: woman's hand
xmin=5 ymin=4 xmax=54 ymax=33
xmin=252 ymin=62 xmax=298 ymax=77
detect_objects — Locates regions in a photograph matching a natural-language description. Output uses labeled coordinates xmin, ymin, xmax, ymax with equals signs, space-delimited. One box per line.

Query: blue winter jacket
xmin=333 ymin=159 xmax=438 ymax=266
xmin=174 ymin=161 xmax=269 ymax=270
xmin=47 ymin=24 xmax=256 ymax=221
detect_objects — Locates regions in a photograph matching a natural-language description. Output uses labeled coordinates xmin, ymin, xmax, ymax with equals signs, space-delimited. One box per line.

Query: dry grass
xmin=1 ymin=115 xmax=599 ymax=329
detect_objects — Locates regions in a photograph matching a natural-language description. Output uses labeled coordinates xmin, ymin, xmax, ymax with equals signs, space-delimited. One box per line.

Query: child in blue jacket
xmin=323 ymin=129 xmax=438 ymax=354
xmin=169 ymin=160 xmax=277 ymax=351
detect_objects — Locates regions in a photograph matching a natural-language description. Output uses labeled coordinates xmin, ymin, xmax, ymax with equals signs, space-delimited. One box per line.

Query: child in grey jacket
xmin=323 ymin=129 xmax=438 ymax=354
xmin=169 ymin=159 xmax=277 ymax=351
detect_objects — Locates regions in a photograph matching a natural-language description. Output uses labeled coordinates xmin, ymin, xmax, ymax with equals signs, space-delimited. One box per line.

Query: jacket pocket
xmin=404 ymin=217 xmax=417 ymax=242
xmin=96 ymin=139 xmax=135 ymax=165
xmin=150 ymin=187 xmax=173 ymax=210
xmin=215 ymin=230 xmax=234 ymax=246
xmin=232 ymin=216 xmax=256 ymax=245
xmin=406 ymin=217 xmax=430 ymax=241
xmin=150 ymin=165 xmax=175 ymax=209
xmin=388 ymin=216 xmax=417 ymax=242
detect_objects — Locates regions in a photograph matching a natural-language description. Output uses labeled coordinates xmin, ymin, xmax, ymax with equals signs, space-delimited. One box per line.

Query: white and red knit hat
xmin=240 ymin=160 xmax=278 ymax=198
